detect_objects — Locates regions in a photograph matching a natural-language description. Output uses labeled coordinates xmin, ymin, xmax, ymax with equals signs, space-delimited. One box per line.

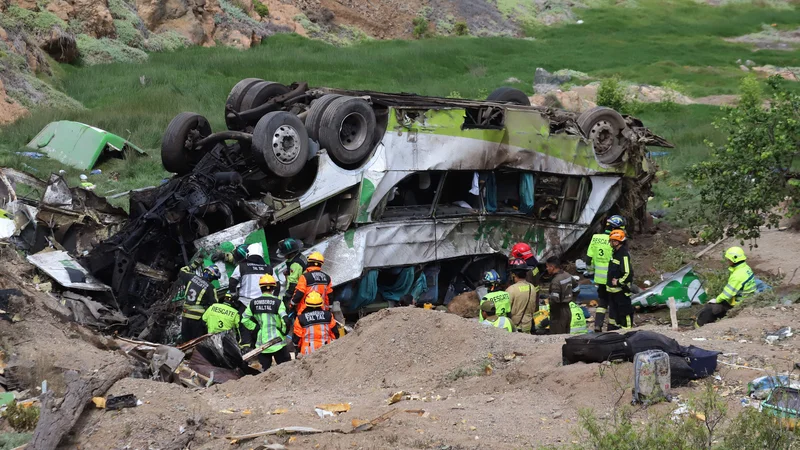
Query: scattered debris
xmin=25 ymin=121 xmax=146 ymax=170
xmin=632 ymin=265 xmax=707 ymax=308
xmin=27 ymin=250 xmax=110 ymax=292
xmin=765 ymin=327 xmax=793 ymax=345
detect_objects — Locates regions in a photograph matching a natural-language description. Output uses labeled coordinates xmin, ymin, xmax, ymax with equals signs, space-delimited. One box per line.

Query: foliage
xmin=653 ymin=245 xmax=692 ymax=273
xmin=659 ymin=79 xmax=685 ymax=111
xmin=294 ymin=14 xmax=322 ymax=35
xmin=144 ymin=31 xmax=191 ymax=52
xmin=454 ymin=21 xmax=469 ymax=36
xmin=738 ymin=74 xmax=763 ymax=109
xmin=253 ymin=0 xmax=270 ymax=18
xmin=108 ymin=0 xmax=141 ymax=23
xmin=596 ymin=76 xmax=629 ymax=112
xmin=0 ymin=6 xmax=67 ymax=34
xmin=0 ymin=432 xmax=32 ymax=450
xmin=412 ymin=17 xmax=431 ymax=39
xmin=76 ymin=34 xmax=148 ymax=65
xmin=219 ymin=0 xmax=261 ymax=26
xmin=114 ymin=19 xmax=144 ymax=49
xmin=2 ymin=401 xmax=39 ymax=432
xmin=568 ymin=380 xmax=800 ymax=450
xmin=687 ymin=76 xmax=800 ymax=242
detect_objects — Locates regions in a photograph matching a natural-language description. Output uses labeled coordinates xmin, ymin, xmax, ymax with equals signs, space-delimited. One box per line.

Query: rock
xmin=745 ymin=59 xmax=755 ymax=67
xmin=736 ymin=58 xmax=742 ymax=64
xmin=135 ymin=0 xmax=217 ymax=46
xmin=45 ymin=0 xmax=72 ymax=22
xmin=752 ymin=65 xmax=800 ymax=81
xmin=14 ymin=0 xmax=39 ymax=11
xmin=307 ymin=7 xmax=335 ymax=25
xmin=740 ymin=65 xmax=750 ymax=72
xmin=217 ymin=29 xmax=251 ymax=49
xmin=530 ymin=89 xmax=597 ymax=113
xmin=0 ymin=79 xmax=29 ymax=125
xmin=504 ymin=77 xmax=522 ymax=83
xmin=533 ymin=68 xmax=589 ymax=94
xmin=71 ymin=0 xmax=116 ymax=38
xmin=553 ymin=411 xmax=563 ymax=419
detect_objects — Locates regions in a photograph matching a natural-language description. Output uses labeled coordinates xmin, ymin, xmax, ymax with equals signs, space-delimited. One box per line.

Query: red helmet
xmin=510 ymin=242 xmax=533 ymax=260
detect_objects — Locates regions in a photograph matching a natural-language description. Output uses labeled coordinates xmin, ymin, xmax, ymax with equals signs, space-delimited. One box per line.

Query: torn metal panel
xmin=298 ymin=217 xmax=588 ymax=288
xmin=193 ymin=220 xmax=261 ymax=251
xmin=0 ymin=167 xmax=47 ymax=206
xmin=26 ymin=121 xmax=146 ymax=170
xmin=27 ymin=250 xmax=111 ymax=291
xmin=632 ymin=264 xmax=708 ymax=309
xmin=61 ymin=291 xmax=127 ymax=328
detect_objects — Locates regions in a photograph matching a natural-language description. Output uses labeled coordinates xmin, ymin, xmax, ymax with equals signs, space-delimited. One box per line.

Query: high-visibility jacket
xmin=289 ymin=266 xmax=333 ymax=313
xmin=242 ymin=293 xmax=288 ymax=353
xmin=569 ymin=302 xmax=588 ymax=335
xmin=201 ymin=302 xmax=241 ymax=334
xmin=481 ymin=315 xmax=513 ymax=332
xmin=284 ymin=254 xmax=308 ymax=298
xmin=182 ymin=273 xmax=218 ymax=321
xmin=507 ymin=281 xmax=538 ymax=333
xmin=229 ymin=256 xmax=271 ymax=303
xmin=587 ymin=232 xmax=613 ymax=285
xmin=716 ymin=262 xmax=756 ymax=306
xmin=607 ymin=245 xmax=633 ymax=294
xmin=293 ymin=308 xmax=336 ymax=355
xmin=480 ymin=290 xmax=511 ymax=317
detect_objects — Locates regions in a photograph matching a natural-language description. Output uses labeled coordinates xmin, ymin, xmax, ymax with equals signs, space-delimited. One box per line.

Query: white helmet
xmin=79 ymin=174 xmax=88 ymax=181
xmin=246 ymin=243 xmax=263 ymax=258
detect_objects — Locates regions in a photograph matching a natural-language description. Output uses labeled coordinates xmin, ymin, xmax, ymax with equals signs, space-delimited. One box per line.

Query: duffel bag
xmin=562 ymin=332 xmax=632 ymax=365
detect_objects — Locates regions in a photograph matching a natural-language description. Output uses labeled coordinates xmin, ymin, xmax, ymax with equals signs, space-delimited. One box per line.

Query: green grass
xmin=1 ymin=0 xmax=800 ymax=197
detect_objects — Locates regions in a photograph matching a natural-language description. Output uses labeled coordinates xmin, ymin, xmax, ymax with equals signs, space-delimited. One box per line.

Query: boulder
xmin=71 ymin=0 xmax=116 ymax=38
xmin=533 ymin=67 xmax=590 ymax=94
xmin=0 ymin=78 xmax=29 ymax=125
xmin=40 ymin=27 xmax=78 ymax=63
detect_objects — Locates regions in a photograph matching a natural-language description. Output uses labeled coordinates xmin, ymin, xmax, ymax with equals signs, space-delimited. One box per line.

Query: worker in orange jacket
xmin=292 ymin=292 xmax=337 ymax=356
xmin=289 ymin=252 xmax=333 ymax=314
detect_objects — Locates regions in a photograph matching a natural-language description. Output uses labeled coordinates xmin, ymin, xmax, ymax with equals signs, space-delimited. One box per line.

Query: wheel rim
xmin=339 ymin=112 xmax=368 ymax=151
xmin=272 ymin=125 xmax=302 ymax=165
xmin=588 ymin=120 xmax=617 ymax=154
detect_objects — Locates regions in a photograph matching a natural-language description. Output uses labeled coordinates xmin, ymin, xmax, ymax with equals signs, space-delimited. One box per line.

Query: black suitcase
xmin=624 ymin=330 xmax=686 ymax=356
xmin=562 ymin=332 xmax=632 ymax=365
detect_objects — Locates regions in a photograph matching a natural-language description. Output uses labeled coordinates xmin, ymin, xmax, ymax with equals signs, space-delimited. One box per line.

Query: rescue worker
xmin=607 ymin=229 xmax=634 ymax=330
xmin=79 ymin=174 xmax=95 ymax=191
xmin=568 ymin=301 xmax=588 ymax=335
xmin=276 ymin=238 xmax=307 ymax=302
xmin=228 ymin=243 xmax=271 ymax=351
xmin=695 ymin=247 xmax=756 ymax=327
xmin=506 ymin=258 xmax=538 ymax=333
xmin=293 ymin=291 xmax=337 ymax=356
xmin=201 ymin=293 xmax=241 ymax=336
xmin=289 ymin=252 xmax=333 ymax=314
xmin=545 ymin=257 xmax=580 ymax=335
xmin=242 ymin=274 xmax=292 ymax=370
xmin=480 ymin=270 xmax=511 ymax=317
xmin=586 ymin=215 xmax=626 ymax=332
xmin=510 ymin=242 xmax=541 ymax=284
xmin=479 ymin=300 xmax=513 ymax=332
xmin=180 ymin=264 xmax=221 ymax=343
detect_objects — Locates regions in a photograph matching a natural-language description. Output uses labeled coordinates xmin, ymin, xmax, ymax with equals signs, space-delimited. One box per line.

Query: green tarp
xmin=26 ymin=121 xmax=145 ymax=170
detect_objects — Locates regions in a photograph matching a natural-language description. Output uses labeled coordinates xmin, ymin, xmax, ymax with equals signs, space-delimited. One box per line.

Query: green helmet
xmin=724 ymin=246 xmax=746 ymax=264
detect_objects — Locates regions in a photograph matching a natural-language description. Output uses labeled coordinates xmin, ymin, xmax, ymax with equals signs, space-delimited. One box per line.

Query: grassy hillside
xmin=0 ymin=0 xmax=798 ymax=204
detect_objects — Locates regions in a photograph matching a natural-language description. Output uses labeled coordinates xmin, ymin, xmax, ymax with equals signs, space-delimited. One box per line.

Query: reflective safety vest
xmin=201 ymin=302 xmax=241 ymax=334
xmin=182 ymin=276 xmax=217 ymax=320
xmin=716 ymin=262 xmax=756 ymax=306
xmin=243 ymin=294 xmax=288 ymax=353
xmin=587 ymin=233 xmax=613 ymax=285
xmin=569 ymin=302 xmax=588 ymax=335
xmin=290 ymin=267 xmax=333 ymax=313
xmin=293 ymin=308 xmax=337 ymax=355
xmin=481 ymin=316 xmax=513 ymax=332
xmin=481 ymin=290 xmax=512 ymax=317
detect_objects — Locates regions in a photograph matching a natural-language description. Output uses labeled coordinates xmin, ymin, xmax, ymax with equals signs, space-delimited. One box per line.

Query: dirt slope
xmin=64 ymin=305 xmax=800 ymax=449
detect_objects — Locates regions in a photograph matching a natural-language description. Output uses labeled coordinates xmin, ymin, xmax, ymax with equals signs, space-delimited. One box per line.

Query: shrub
xmin=76 ymin=34 xmax=148 ymax=65
xmin=596 ymin=76 xmax=629 ymax=112
xmin=2 ymin=401 xmax=40 ymax=432
xmin=143 ymin=31 xmax=191 ymax=52
xmin=454 ymin=21 xmax=469 ymax=36
xmin=253 ymin=0 xmax=270 ymax=18
xmin=738 ymin=74 xmax=762 ymax=108
xmin=114 ymin=19 xmax=144 ymax=49
xmin=0 ymin=6 xmax=67 ymax=34
xmin=412 ymin=16 xmax=430 ymax=39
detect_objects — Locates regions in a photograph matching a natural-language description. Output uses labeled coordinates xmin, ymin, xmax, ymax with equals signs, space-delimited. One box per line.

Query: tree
xmin=687 ymin=76 xmax=800 ymax=243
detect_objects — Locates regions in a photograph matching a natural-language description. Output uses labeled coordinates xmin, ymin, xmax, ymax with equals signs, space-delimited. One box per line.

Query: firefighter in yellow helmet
xmin=289 ymin=251 xmax=333 ymax=314
xmin=293 ymin=291 xmax=338 ymax=356
xmin=241 ymin=274 xmax=291 ymax=370
xmin=695 ymin=247 xmax=756 ymax=327
xmin=607 ymin=229 xmax=634 ymax=330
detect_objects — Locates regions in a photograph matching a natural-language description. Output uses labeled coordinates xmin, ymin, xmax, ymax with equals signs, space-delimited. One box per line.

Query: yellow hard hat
xmin=305 ymin=291 xmax=324 ymax=308
xmin=308 ymin=251 xmax=325 ymax=265
xmin=259 ymin=273 xmax=276 ymax=286
xmin=724 ymin=246 xmax=746 ymax=263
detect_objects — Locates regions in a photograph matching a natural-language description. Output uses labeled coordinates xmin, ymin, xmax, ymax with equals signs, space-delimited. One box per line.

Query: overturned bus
xmin=85 ymin=81 xmax=670 ymax=336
